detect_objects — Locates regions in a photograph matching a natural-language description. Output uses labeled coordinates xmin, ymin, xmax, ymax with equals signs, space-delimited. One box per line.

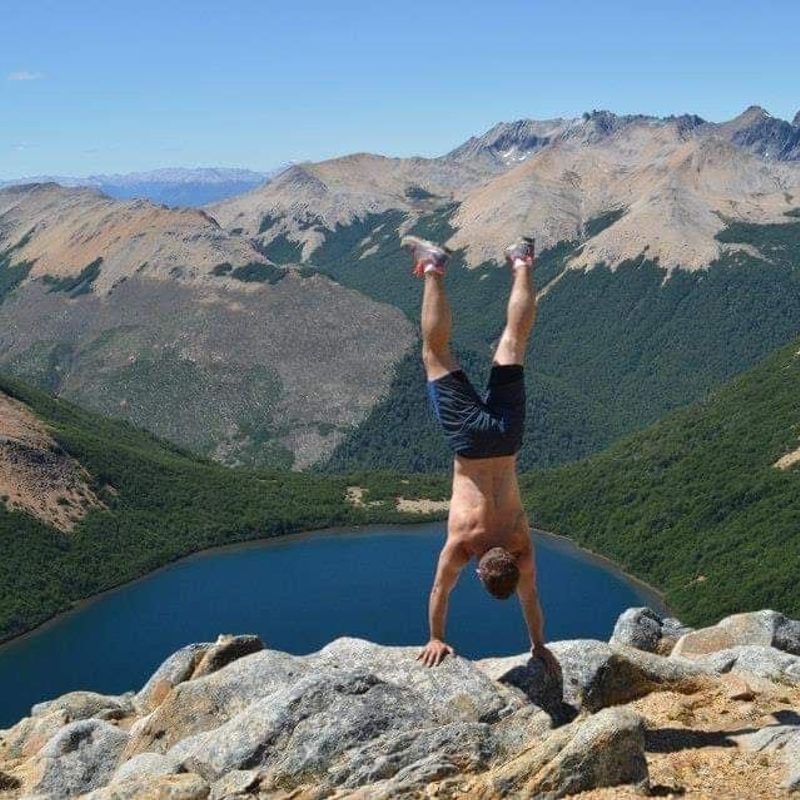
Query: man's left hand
xmin=531 ymin=642 xmax=560 ymax=676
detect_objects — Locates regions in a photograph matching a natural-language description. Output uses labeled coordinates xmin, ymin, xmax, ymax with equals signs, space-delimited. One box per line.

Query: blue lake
xmin=0 ymin=523 xmax=662 ymax=727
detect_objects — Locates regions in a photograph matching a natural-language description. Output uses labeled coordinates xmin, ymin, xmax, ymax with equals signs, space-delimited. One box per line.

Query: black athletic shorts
xmin=426 ymin=364 xmax=526 ymax=459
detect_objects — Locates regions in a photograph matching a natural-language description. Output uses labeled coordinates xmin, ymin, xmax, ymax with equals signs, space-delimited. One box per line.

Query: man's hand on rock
xmin=531 ymin=642 xmax=560 ymax=676
xmin=417 ymin=639 xmax=454 ymax=667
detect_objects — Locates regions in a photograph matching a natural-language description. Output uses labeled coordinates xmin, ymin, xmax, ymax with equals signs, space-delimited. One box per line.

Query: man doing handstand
xmin=402 ymin=234 xmax=558 ymax=672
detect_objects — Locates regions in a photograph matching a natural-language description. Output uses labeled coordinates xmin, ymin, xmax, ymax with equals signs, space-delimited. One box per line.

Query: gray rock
xmin=479 ymin=706 xmax=648 ymax=798
xmin=2 ymin=709 xmax=69 ymax=760
xmin=674 ymin=610 xmax=800 ymax=658
xmin=697 ymin=645 xmax=800 ymax=684
xmin=474 ymin=651 xmax=567 ymax=721
xmin=32 ymin=691 xmax=133 ymax=721
xmin=661 ymin=616 xmax=695 ymax=649
xmin=478 ymin=639 xmax=710 ymax=714
xmin=29 ymin=719 xmax=129 ymax=799
xmin=491 ymin=704 xmax=554 ymax=756
xmin=81 ymin=772 xmax=210 ymax=800
xmin=478 ymin=640 xmax=614 ymax=711
xmin=610 ymin=607 xmax=663 ymax=652
xmin=190 ymin=634 xmax=265 ymax=680
xmin=609 ymin=607 xmax=693 ymax=655
xmin=4 ymin=692 xmax=133 ymax=763
xmin=168 ymin=671 xmax=436 ymax=784
xmin=326 ymin=722 xmax=496 ymax=792
xmin=774 ymin=616 xmax=800 ymax=656
xmin=209 ymin=769 xmax=262 ymax=800
xmin=126 ymin=648 xmax=308 ymax=755
xmin=312 ymin=637 xmax=516 ymax=722
xmin=113 ymin=751 xmax=179 ymax=782
xmin=736 ymin=723 xmax=800 ymax=791
xmin=135 ymin=642 xmax=211 ymax=714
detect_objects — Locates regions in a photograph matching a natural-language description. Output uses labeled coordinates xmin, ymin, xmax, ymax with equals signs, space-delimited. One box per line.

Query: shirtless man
xmin=401 ymin=234 xmax=558 ymax=672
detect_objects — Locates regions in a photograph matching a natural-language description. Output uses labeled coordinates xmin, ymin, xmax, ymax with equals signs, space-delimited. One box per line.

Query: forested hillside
xmin=0 ymin=373 xmax=448 ymax=642
xmin=521 ymin=337 xmax=800 ymax=626
xmin=318 ymin=208 xmax=800 ymax=472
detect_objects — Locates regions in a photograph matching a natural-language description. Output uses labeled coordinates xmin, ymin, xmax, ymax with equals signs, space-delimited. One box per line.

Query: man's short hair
xmin=477 ymin=547 xmax=519 ymax=599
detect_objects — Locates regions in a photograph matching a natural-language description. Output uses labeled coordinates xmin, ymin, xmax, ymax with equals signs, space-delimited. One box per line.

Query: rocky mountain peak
xmin=718 ymin=105 xmax=800 ymax=160
xmin=793 ymin=110 xmax=800 ymax=128
xmin=737 ymin=104 xmax=771 ymax=123
xmin=3 ymin=608 xmax=800 ymax=798
xmin=444 ymin=117 xmax=569 ymax=165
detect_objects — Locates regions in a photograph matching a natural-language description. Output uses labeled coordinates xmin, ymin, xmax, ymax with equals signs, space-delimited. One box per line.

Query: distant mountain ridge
xmin=1 ymin=105 xmax=800 ymax=471
xmin=0 ymin=166 xmax=288 ymax=207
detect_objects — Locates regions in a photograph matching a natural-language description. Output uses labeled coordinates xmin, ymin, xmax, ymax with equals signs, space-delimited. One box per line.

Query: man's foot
xmin=504 ymin=236 xmax=536 ymax=269
xmin=401 ymin=235 xmax=451 ymax=278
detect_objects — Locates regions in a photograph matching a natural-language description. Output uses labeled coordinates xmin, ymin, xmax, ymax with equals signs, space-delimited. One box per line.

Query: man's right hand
xmin=416 ymin=639 xmax=454 ymax=667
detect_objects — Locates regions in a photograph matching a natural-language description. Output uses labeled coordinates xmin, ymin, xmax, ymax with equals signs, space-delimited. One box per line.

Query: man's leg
xmin=493 ymin=261 xmax=537 ymax=366
xmin=421 ymin=273 xmax=458 ymax=380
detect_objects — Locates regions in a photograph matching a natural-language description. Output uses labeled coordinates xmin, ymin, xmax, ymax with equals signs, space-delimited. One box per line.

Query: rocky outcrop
xmin=610 ymin=606 xmax=693 ymax=654
xmin=672 ymin=609 xmax=800 ymax=658
xmin=3 ymin=609 xmax=800 ymax=799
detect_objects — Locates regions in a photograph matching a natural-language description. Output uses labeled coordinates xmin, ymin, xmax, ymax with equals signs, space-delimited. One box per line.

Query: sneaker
xmin=504 ymin=236 xmax=536 ymax=269
xmin=401 ymin=235 xmax=451 ymax=278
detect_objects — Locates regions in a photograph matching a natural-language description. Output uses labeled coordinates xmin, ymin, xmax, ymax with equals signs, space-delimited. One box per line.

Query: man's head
xmin=476 ymin=547 xmax=519 ymax=599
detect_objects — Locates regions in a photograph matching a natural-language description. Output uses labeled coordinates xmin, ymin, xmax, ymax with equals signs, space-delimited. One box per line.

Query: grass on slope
xmin=0 ymin=373 xmax=449 ymax=643
xmin=520 ymin=338 xmax=800 ymax=627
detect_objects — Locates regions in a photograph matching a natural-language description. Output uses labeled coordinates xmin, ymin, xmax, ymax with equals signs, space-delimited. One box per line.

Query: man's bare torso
xmin=446 ymin=454 xmax=530 ymax=560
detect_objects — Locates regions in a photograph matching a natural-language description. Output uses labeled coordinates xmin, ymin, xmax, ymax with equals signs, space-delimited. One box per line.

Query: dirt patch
xmin=345 ymin=486 xmax=366 ymax=507
xmin=395 ymin=497 xmax=450 ymax=514
xmin=774 ymin=443 xmax=800 ymax=470
xmin=574 ymin=683 xmax=800 ymax=799
xmin=0 ymin=391 xmax=103 ymax=531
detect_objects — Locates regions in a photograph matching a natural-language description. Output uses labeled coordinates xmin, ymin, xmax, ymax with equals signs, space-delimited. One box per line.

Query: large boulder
xmin=3 ymin=691 xmax=133 ymax=761
xmin=673 ymin=610 xmax=800 ymax=658
xmin=28 ymin=719 xmax=129 ymax=799
xmin=696 ymin=645 xmax=800 ymax=684
xmin=134 ymin=635 xmax=263 ymax=716
xmin=610 ymin=607 xmax=663 ymax=652
xmin=476 ymin=706 xmax=648 ymax=798
xmin=125 ymin=648 xmax=308 ymax=756
xmin=190 ymin=634 xmax=264 ymax=679
xmin=477 ymin=639 xmax=710 ymax=714
xmin=610 ymin=607 xmax=693 ymax=654
xmin=313 ymin=638 xmax=517 ymax=723
xmin=325 ymin=721 xmax=497 ymax=796
xmin=81 ymin=772 xmax=210 ymax=800
xmin=736 ymin=723 xmax=800 ymax=791
xmin=135 ymin=643 xmax=211 ymax=714
xmin=32 ymin=691 xmax=133 ymax=722
xmin=167 ymin=671 xmax=444 ymax=785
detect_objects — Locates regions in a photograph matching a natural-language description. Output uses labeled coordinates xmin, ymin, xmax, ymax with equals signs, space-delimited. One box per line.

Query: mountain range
xmin=1 ymin=106 xmax=800 ymax=472
xmin=0 ymin=167 xmax=283 ymax=207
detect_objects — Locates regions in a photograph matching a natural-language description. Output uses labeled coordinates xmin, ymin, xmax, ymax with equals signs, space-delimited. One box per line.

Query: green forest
xmin=520 ymin=336 xmax=800 ymax=627
xmin=0 ymin=373 xmax=449 ymax=643
xmin=299 ymin=207 xmax=800 ymax=473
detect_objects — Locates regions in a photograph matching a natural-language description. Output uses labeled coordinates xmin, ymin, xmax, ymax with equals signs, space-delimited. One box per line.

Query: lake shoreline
xmin=0 ymin=519 xmax=669 ymax=653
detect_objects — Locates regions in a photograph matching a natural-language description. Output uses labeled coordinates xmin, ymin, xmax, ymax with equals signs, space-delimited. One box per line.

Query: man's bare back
xmin=448 ymin=455 xmax=528 ymax=560
xmin=401 ymin=235 xmax=559 ymax=672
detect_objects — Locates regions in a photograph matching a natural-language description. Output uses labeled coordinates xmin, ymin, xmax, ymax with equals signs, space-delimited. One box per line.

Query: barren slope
xmin=0 ymin=184 xmax=414 ymax=468
xmin=0 ymin=390 xmax=101 ymax=531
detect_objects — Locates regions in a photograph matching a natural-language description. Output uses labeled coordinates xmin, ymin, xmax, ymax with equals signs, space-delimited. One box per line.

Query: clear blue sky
xmin=2 ymin=0 xmax=798 ymax=177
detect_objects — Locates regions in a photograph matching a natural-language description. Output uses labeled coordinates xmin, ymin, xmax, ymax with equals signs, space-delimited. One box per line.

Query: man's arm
xmin=516 ymin=547 xmax=560 ymax=673
xmin=417 ymin=539 xmax=468 ymax=667
xmin=516 ymin=548 xmax=545 ymax=645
